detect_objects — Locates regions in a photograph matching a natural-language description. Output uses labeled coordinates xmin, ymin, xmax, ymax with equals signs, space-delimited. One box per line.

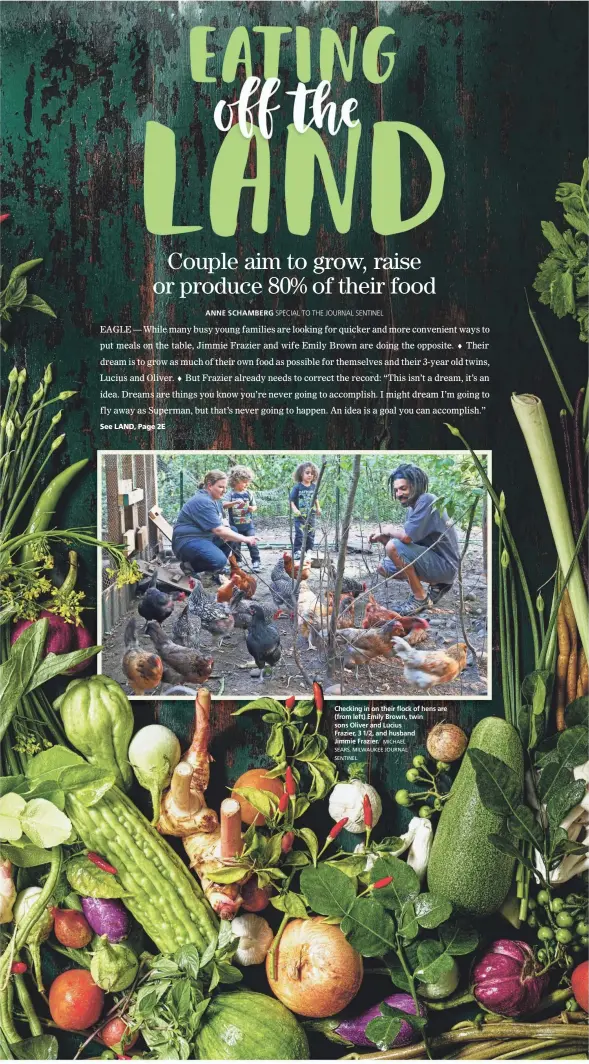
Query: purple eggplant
xmin=318 ymin=993 xmax=426 ymax=1049
xmin=81 ymin=897 xmax=129 ymax=943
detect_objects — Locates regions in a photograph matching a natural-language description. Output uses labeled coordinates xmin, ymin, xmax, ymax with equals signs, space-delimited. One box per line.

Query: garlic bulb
xmin=232 ymin=912 xmax=274 ymax=966
xmin=328 ymin=780 xmax=382 ymax=834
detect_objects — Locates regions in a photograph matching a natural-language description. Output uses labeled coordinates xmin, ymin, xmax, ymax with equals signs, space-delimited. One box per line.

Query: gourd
xmin=28 ymin=746 xmax=218 ymax=954
xmin=66 ymin=786 xmax=218 ymax=953
xmin=427 ymin=717 xmax=524 ymax=916
xmin=55 ymin=676 xmax=133 ymax=792
xmin=194 ymin=990 xmax=309 ymax=1060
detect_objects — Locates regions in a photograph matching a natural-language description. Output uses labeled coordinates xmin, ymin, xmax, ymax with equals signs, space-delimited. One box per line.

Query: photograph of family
xmin=98 ymin=451 xmax=490 ymax=699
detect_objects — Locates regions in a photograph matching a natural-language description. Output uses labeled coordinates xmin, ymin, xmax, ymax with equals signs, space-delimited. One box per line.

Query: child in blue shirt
xmin=289 ymin=461 xmax=321 ymax=560
xmin=223 ymin=465 xmax=261 ymax=571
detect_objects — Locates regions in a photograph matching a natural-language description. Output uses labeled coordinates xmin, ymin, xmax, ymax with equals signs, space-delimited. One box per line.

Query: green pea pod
xmin=54 ymin=675 xmax=134 ymax=792
xmin=66 ymin=854 xmax=128 ymax=899
xmin=20 ymin=458 xmax=89 ymax=567
xmin=7 ymin=258 xmax=44 ymax=281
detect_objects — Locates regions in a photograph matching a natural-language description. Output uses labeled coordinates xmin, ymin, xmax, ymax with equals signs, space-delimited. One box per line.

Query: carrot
xmin=556 ymin=597 xmax=570 ymax=732
xmin=577 ymin=649 xmax=588 ymax=698
xmin=562 ymin=590 xmax=578 ymax=708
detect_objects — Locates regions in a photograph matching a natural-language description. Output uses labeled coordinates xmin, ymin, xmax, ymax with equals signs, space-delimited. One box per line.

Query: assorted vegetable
xmin=328 ymin=772 xmax=382 ymax=834
xmin=80 ymin=897 xmax=129 ymax=944
xmin=266 ymin=917 xmax=363 ymax=1018
xmin=472 ymin=939 xmax=549 ymax=1016
xmin=326 ymin=992 xmax=426 ymax=1050
xmin=55 ymin=675 xmax=135 ymax=792
xmin=128 ymin=723 xmax=181 ymax=823
xmin=0 ymin=231 xmax=588 ymax=1064
xmin=48 ymin=969 xmax=104 ymax=1031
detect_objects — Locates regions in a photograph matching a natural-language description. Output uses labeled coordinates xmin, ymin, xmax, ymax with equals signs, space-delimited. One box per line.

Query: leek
xmin=512 ymin=393 xmax=588 ymax=656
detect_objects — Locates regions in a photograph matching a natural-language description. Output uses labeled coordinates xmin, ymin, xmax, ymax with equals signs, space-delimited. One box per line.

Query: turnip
xmin=128 ymin=725 xmax=181 ymax=824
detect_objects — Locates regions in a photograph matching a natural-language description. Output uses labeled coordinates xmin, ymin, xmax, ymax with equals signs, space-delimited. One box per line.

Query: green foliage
xmin=0 ymin=258 xmax=56 ymax=350
xmin=155 ymin=452 xmax=486 ymax=531
xmin=533 ymin=159 xmax=588 ymax=342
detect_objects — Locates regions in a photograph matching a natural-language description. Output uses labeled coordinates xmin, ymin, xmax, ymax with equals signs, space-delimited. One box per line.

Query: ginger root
xmin=156 ymin=688 xmax=246 ymax=920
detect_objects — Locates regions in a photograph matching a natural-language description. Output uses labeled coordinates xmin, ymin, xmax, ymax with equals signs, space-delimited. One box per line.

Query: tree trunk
xmin=328 ymin=454 xmax=362 ymax=679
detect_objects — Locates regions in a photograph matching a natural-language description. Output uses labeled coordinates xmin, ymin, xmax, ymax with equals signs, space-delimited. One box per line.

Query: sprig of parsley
xmin=533 ymin=159 xmax=588 ymax=343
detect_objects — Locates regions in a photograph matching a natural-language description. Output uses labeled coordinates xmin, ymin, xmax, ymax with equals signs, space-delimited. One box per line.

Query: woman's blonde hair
xmin=228 ymin=465 xmax=254 ymax=487
xmin=293 ymin=461 xmax=319 ymax=483
xmin=199 ymin=469 xmax=228 ymax=489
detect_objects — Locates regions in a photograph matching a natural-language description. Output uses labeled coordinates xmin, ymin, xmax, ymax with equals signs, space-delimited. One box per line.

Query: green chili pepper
xmin=20 ymin=458 xmax=89 ymax=566
xmin=6 ymin=258 xmax=44 ymax=281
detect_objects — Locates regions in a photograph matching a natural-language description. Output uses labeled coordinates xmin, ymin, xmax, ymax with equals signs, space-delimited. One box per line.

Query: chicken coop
xmin=101 ymin=452 xmax=161 ymax=635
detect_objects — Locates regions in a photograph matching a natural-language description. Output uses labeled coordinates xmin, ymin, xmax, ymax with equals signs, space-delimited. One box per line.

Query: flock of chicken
xmin=120 ymin=552 xmax=468 ymax=695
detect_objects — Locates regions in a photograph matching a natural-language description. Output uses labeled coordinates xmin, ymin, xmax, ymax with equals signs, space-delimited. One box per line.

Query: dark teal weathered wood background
xmin=1 ymin=2 xmax=587 ymax=807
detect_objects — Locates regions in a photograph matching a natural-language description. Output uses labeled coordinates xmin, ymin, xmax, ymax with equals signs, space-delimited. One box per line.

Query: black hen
xmin=137 ymin=570 xmax=174 ymax=629
xmin=246 ymin=603 xmax=281 ymax=681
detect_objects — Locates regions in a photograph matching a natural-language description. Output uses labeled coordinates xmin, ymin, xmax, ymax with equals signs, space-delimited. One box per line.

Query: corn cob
xmin=67 ymin=787 xmax=218 ymax=953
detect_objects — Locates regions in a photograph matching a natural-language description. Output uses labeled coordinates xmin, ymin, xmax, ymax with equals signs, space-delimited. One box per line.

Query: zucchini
xmin=195 ymin=990 xmax=309 ymax=1060
xmin=427 ymin=716 xmax=524 ymax=916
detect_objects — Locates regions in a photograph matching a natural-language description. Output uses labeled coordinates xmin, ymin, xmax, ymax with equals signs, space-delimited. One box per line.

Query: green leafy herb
xmin=365 ymin=1010 xmax=402 ymax=1051
xmin=300 ymin=863 xmax=356 ymax=917
xmin=413 ymin=892 xmax=453 ymax=930
xmin=0 ymin=258 xmax=56 ymax=350
xmin=340 ymin=897 xmax=397 ymax=957
xmin=533 ymin=159 xmax=588 ymax=342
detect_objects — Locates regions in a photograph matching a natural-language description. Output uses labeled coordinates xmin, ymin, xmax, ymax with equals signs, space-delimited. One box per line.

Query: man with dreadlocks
xmin=368 ymin=462 xmax=460 ymax=615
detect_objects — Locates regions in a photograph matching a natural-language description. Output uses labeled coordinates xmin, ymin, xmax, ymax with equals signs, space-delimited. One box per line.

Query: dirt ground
xmin=100 ymin=518 xmax=489 ymax=700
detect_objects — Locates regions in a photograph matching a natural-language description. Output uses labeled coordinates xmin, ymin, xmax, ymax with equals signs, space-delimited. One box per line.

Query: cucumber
xmin=195 ymin=990 xmax=309 ymax=1060
xmin=427 ymin=716 xmax=524 ymax=916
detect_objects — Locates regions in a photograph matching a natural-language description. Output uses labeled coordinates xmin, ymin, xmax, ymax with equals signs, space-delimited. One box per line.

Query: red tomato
xmin=53 ymin=908 xmax=93 ymax=948
xmin=49 ymin=969 xmax=104 ymax=1031
xmin=571 ymin=960 xmax=588 ymax=1012
xmin=99 ymin=1017 xmax=138 ymax=1051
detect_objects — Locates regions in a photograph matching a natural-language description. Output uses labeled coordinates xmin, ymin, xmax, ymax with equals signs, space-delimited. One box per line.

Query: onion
xmin=266 ymin=917 xmax=363 ymax=1018
xmin=472 ymin=939 xmax=549 ymax=1016
xmin=426 ymin=723 xmax=468 ymax=762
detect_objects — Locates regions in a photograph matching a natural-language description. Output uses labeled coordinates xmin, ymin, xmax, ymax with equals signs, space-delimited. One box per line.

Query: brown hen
xmin=145 ymin=621 xmax=214 ymax=685
xmin=122 ymin=618 xmax=164 ymax=694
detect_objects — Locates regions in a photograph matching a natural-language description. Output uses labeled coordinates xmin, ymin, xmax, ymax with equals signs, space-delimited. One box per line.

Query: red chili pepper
xmin=11 ymin=962 xmax=27 ymax=975
xmin=363 ymin=794 xmax=373 ymax=828
xmin=285 ymin=766 xmax=296 ymax=797
xmin=285 ymin=695 xmax=296 ymax=710
xmin=87 ymin=851 xmax=118 ymax=875
xmin=328 ymin=817 xmax=349 ymax=839
xmin=278 ymin=790 xmax=289 ymax=814
xmin=0 ymin=214 xmax=10 ymax=225
xmin=372 ymin=876 xmax=393 ymax=890
xmin=313 ymin=681 xmax=324 ymax=714
xmin=281 ymin=831 xmax=295 ymax=854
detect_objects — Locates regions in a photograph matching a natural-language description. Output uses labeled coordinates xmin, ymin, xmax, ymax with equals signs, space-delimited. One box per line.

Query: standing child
xmin=290 ymin=461 xmax=321 ymax=560
xmin=223 ymin=465 xmax=261 ymax=572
